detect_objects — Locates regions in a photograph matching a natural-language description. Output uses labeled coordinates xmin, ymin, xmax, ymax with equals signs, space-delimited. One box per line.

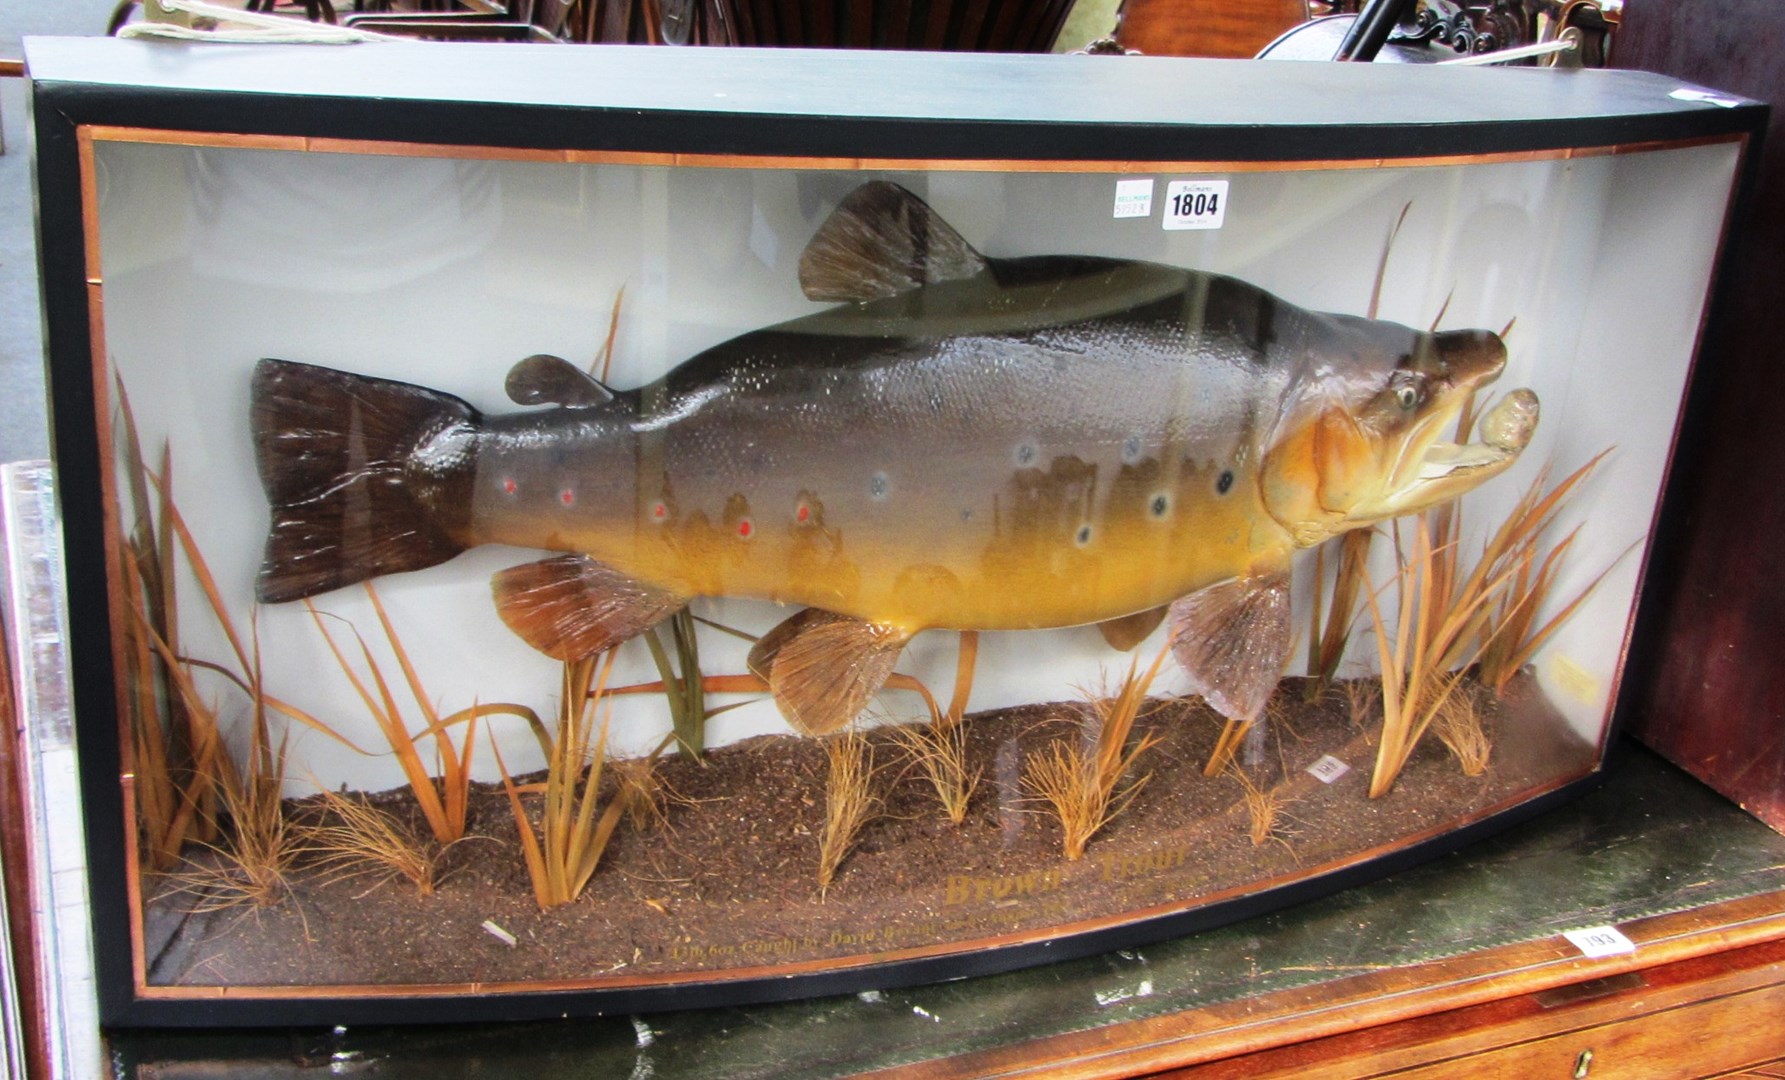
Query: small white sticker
xmin=1563 ymin=925 xmax=1636 ymax=958
xmin=1306 ymin=754 xmax=1350 ymax=784
xmin=481 ymin=919 xmax=517 ymax=947
xmin=1113 ymin=178 xmax=1154 ymax=219
xmin=1670 ymin=87 xmax=1741 ymax=109
xmin=1163 ymin=179 xmax=1229 ymax=231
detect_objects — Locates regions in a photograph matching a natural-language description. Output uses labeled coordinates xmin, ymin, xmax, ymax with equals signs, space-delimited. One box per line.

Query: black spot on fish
xmin=1075 ymin=524 xmax=1092 ymax=546
xmin=1122 ymin=435 xmax=1143 ymax=465
xmin=1150 ymin=494 xmax=1170 ymax=518
xmin=1014 ymin=441 xmax=1038 ymax=467
xmin=1217 ymin=470 xmax=1234 ymax=495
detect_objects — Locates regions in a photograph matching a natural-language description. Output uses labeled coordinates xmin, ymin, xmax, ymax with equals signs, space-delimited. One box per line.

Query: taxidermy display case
xmin=24 ymin=37 xmax=1762 ymax=1025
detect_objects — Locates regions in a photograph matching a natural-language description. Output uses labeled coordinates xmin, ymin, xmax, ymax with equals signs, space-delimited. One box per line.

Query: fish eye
xmin=1395 ymin=385 xmax=1418 ymax=410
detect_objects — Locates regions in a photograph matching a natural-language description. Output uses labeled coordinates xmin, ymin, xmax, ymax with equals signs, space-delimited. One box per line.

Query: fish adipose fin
xmin=1169 ymin=573 xmax=1293 ymax=725
xmin=492 ymin=554 xmax=687 ymax=661
xmin=748 ymin=608 xmax=910 ymax=736
xmin=504 ymin=354 xmax=615 ymax=408
xmin=1098 ymin=606 xmax=1169 ymax=652
xmin=253 ymin=358 xmax=478 ymax=604
xmin=798 ymin=181 xmax=988 ymax=304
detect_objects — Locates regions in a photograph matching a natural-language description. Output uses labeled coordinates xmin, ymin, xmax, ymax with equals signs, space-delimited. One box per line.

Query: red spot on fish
xmin=652 ymin=501 xmax=668 ymax=520
xmin=796 ymin=503 xmax=811 ymax=523
xmin=738 ymin=518 xmax=754 ymax=538
xmin=502 ymin=477 xmax=517 ymax=495
xmin=560 ymin=489 xmax=575 ymax=506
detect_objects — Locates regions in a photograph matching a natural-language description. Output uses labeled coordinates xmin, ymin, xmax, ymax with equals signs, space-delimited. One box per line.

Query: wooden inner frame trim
xmin=80 ymin=125 xmax=1746 ymax=174
xmin=68 ymin=119 xmax=1749 ymax=1005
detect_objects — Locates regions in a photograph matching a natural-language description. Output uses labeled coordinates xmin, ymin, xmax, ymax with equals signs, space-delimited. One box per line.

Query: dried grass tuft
xmin=298 ymin=789 xmax=443 ymax=897
xmin=1432 ymin=682 xmax=1492 ymax=777
xmin=1341 ymin=678 xmax=1382 ymax=737
xmin=1227 ymin=765 xmax=1294 ymax=849
xmin=1025 ymin=647 xmax=1168 ymax=860
xmin=889 ymin=719 xmax=981 ymax=826
xmin=614 ymin=757 xmax=682 ymax=833
xmin=158 ymin=739 xmax=296 ymax=912
xmin=817 ymin=729 xmax=881 ymax=894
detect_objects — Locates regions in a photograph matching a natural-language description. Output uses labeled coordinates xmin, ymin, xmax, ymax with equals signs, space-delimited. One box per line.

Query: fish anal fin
xmin=505 ymin=354 xmax=615 ymax=408
xmin=798 ymin=182 xmax=988 ymax=304
xmin=1098 ymin=605 xmax=1169 ymax=652
xmin=492 ymin=555 xmax=684 ymax=661
xmin=749 ymin=608 xmax=909 ymax=736
xmin=1169 ymin=573 xmax=1292 ymax=724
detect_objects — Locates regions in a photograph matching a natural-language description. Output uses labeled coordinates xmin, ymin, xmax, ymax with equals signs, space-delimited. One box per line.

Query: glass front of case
xmin=81 ymin=130 xmax=1739 ymax=1009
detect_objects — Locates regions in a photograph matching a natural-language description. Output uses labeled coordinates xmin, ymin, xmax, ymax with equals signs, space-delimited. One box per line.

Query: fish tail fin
xmin=251 ymin=358 xmax=480 ymax=603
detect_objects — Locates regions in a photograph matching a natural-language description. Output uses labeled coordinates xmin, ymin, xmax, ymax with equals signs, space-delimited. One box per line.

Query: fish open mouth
xmin=1397 ymin=388 xmax=1540 ymax=505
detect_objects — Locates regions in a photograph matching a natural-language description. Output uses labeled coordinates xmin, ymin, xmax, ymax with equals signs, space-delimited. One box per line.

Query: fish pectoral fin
xmin=504 ymin=354 xmax=616 ymax=409
xmin=1098 ymin=606 xmax=1169 ymax=652
xmin=748 ymin=608 xmax=910 ymax=736
xmin=492 ymin=555 xmax=684 ymax=661
xmin=797 ymin=181 xmax=988 ymax=304
xmin=1168 ymin=572 xmax=1293 ymax=725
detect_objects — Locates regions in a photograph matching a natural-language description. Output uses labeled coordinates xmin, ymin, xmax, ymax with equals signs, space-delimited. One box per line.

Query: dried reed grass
xmin=1365 ymin=518 xmax=1518 ymax=798
xmin=304 ymin=585 xmax=537 ymax=844
xmin=1473 ymin=454 xmax=1616 ymax=695
xmin=1306 ymin=529 xmax=1375 ymax=697
xmin=494 ymin=652 xmax=643 ymax=910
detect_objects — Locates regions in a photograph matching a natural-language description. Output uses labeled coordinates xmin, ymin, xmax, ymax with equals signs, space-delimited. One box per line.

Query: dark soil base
xmin=143 ymin=673 xmax=1594 ymax=990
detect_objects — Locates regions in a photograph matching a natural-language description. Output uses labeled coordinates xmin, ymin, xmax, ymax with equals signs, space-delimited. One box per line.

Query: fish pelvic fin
xmin=252 ymin=359 xmax=479 ymax=603
xmin=748 ymin=608 xmax=910 ymax=736
xmin=1098 ymin=605 xmax=1169 ymax=652
xmin=798 ymin=181 xmax=988 ymax=304
xmin=1169 ymin=573 xmax=1293 ymax=725
xmin=492 ymin=555 xmax=687 ymax=661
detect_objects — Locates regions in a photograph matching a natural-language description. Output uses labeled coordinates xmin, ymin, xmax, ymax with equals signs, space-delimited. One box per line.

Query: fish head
xmin=1261 ymin=322 xmax=1538 ymax=546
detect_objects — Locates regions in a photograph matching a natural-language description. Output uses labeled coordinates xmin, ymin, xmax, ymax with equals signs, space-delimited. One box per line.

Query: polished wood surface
xmin=1115 ymin=0 xmax=1309 ymax=58
xmin=870 ymin=889 xmax=1785 ymax=1077
xmin=1159 ymin=934 xmax=1785 ymax=1078
xmin=1621 ymin=1 xmax=1785 ymax=834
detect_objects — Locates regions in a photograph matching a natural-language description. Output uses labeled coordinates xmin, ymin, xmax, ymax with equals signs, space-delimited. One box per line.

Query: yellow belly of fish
xmin=558 ymin=491 xmax=1292 ymax=635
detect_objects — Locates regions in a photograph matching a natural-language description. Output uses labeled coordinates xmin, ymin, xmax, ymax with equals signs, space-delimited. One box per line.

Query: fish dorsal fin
xmin=748 ymin=608 xmax=910 ymax=736
xmin=492 ymin=554 xmax=684 ymax=660
xmin=798 ymin=182 xmax=988 ymax=304
xmin=505 ymin=355 xmax=615 ymax=408
xmin=1098 ymin=605 xmax=1169 ymax=652
xmin=1168 ymin=572 xmax=1293 ymax=724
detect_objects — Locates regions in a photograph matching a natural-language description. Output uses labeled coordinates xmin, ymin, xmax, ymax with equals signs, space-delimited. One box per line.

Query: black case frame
xmin=25 ymin=38 xmax=1767 ymax=1027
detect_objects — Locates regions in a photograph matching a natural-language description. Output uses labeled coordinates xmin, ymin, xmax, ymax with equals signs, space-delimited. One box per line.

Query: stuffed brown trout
xmin=253 ymin=181 xmax=1537 ymax=734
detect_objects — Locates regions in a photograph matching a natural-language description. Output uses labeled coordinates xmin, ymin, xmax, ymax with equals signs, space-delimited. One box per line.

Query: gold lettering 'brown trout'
xmin=252 ymin=182 xmax=1538 ymax=735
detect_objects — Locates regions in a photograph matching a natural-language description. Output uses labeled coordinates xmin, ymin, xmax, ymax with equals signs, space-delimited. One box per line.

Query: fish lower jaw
xmin=1409 ymin=388 xmax=1540 ymax=483
xmin=1416 ymin=440 xmax=1517 ymax=481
